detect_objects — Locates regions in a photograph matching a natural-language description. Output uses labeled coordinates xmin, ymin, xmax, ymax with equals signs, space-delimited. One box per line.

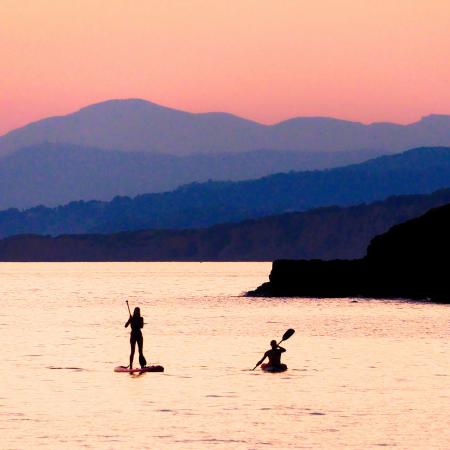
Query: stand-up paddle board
xmin=114 ymin=365 xmax=164 ymax=373
xmin=261 ymin=363 xmax=287 ymax=373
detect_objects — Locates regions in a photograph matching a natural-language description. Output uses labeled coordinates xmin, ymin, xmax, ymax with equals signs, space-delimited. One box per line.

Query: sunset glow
xmin=2 ymin=0 xmax=450 ymax=134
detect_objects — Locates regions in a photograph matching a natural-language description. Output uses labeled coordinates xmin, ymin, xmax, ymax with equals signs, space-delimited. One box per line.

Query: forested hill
xmin=1 ymin=188 xmax=450 ymax=261
xmin=1 ymin=146 xmax=450 ymax=238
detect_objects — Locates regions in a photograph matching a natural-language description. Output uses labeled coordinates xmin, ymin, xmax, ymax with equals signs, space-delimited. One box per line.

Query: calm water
xmin=1 ymin=262 xmax=449 ymax=449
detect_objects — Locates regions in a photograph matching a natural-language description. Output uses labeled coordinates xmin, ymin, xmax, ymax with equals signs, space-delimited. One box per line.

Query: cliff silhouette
xmin=248 ymin=203 xmax=450 ymax=302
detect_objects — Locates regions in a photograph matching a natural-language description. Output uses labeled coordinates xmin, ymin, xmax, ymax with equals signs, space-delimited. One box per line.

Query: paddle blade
xmin=282 ymin=328 xmax=295 ymax=341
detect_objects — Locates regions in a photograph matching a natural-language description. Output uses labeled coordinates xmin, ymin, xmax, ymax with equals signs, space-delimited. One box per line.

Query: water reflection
xmin=0 ymin=262 xmax=449 ymax=449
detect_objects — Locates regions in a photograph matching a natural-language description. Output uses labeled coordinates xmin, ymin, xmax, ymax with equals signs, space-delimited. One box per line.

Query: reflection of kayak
xmin=261 ymin=363 xmax=287 ymax=373
xmin=114 ymin=365 xmax=164 ymax=373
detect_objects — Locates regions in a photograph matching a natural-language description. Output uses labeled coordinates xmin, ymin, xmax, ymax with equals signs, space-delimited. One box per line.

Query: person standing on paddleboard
xmin=254 ymin=340 xmax=287 ymax=370
xmin=125 ymin=306 xmax=147 ymax=369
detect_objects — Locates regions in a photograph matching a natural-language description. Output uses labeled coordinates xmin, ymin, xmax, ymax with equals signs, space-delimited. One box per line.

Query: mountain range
xmin=1 ymin=147 xmax=450 ymax=239
xmin=2 ymin=99 xmax=450 ymax=157
xmin=0 ymin=143 xmax=385 ymax=210
xmin=1 ymin=188 xmax=450 ymax=262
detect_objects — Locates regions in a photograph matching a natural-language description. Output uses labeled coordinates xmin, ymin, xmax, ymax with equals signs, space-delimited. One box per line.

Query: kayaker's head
xmin=133 ymin=307 xmax=141 ymax=318
xmin=270 ymin=340 xmax=277 ymax=349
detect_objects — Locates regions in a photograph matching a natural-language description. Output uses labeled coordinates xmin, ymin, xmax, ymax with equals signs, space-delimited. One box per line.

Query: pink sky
xmin=1 ymin=0 xmax=450 ymax=135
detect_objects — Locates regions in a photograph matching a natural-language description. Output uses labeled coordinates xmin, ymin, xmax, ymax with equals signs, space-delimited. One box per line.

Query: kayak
xmin=261 ymin=363 xmax=287 ymax=373
xmin=114 ymin=365 xmax=164 ymax=373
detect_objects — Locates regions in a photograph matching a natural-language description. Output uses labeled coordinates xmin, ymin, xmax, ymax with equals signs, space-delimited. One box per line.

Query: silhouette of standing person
xmin=254 ymin=340 xmax=286 ymax=370
xmin=125 ymin=307 xmax=146 ymax=369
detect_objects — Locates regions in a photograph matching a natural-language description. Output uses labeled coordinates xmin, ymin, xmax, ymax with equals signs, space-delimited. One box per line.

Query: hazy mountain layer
xmin=1 ymin=99 xmax=450 ymax=156
xmin=1 ymin=147 xmax=450 ymax=238
xmin=0 ymin=143 xmax=385 ymax=209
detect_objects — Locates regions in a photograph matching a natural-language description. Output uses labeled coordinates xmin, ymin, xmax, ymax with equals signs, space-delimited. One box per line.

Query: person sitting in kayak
xmin=125 ymin=307 xmax=147 ymax=369
xmin=254 ymin=340 xmax=286 ymax=370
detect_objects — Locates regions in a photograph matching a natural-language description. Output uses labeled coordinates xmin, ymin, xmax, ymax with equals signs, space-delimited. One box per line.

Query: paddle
xmin=278 ymin=328 xmax=295 ymax=345
xmin=252 ymin=328 xmax=295 ymax=370
xmin=126 ymin=300 xmax=131 ymax=316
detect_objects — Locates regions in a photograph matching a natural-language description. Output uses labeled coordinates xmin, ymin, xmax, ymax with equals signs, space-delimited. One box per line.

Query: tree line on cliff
xmin=1 ymin=188 xmax=450 ymax=262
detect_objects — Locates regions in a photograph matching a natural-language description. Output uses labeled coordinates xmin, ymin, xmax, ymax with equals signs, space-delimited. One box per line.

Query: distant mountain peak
xmin=419 ymin=114 xmax=450 ymax=124
xmin=77 ymin=98 xmax=185 ymax=114
xmin=1 ymin=98 xmax=450 ymax=157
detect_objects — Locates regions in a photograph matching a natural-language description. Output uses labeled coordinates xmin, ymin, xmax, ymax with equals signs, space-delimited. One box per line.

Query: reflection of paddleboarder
xmin=124 ymin=301 xmax=147 ymax=369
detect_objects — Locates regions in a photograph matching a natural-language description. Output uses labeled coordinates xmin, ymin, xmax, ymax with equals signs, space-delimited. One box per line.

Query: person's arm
xmin=140 ymin=317 xmax=144 ymax=329
xmin=124 ymin=317 xmax=131 ymax=328
xmin=253 ymin=351 xmax=268 ymax=370
xmin=278 ymin=346 xmax=286 ymax=353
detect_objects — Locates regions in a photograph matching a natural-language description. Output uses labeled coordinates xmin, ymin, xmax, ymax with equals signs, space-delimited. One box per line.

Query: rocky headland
xmin=248 ymin=203 xmax=450 ymax=303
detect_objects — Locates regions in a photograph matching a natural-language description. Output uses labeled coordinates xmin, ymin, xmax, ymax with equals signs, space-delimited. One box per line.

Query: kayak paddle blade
xmin=281 ymin=328 xmax=295 ymax=342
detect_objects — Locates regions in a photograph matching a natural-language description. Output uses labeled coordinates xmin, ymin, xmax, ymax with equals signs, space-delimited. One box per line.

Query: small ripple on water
xmin=46 ymin=366 xmax=87 ymax=372
xmin=175 ymin=438 xmax=248 ymax=443
xmin=205 ymin=394 xmax=238 ymax=398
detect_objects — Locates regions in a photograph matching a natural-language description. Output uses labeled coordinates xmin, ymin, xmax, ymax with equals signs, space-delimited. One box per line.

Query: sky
xmin=1 ymin=0 xmax=450 ymax=135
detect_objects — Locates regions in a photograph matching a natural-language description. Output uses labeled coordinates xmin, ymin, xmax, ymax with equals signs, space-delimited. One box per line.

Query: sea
xmin=1 ymin=262 xmax=449 ymax=449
